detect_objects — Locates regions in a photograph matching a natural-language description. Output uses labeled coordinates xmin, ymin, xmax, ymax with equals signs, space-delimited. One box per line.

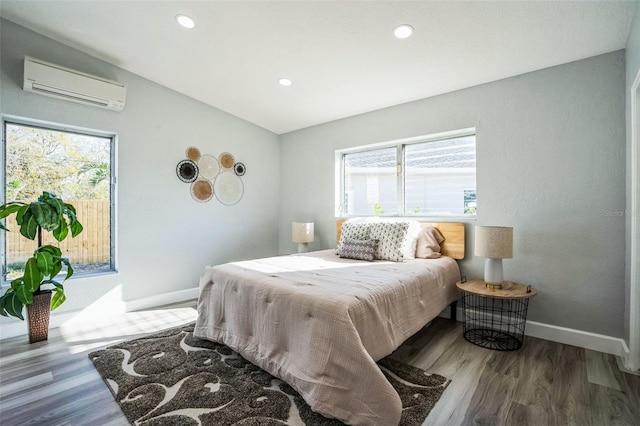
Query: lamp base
xmin=485 ymin=283 xmax=503 ymax=290
xmin=484 ymin=258 xmax=504 ymax=288
xmin=298 ymin=242 xmax=309 ymax=253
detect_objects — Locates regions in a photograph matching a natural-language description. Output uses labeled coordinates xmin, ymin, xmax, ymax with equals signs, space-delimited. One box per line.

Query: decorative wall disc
xmin=191 ymin=179 xmax=214 ymax=202
xmin=198 ymin=154 xmax=220 ymax=180
xmin=234 ymin=162 xmax=246 ymax=176
xmin=214 ymin=171 xmax=244 ymax=205
xmin=219 ymin=152 xmax=235 ymax=169
xmin=186 ymin=146 xmax=201 ymax=161
xmin=176 ymin=159 xmax=199 ymax=183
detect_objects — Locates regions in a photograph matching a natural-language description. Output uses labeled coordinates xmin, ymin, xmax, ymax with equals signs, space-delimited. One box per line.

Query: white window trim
xmin=335 ymin=127 xmax=476 ymax=219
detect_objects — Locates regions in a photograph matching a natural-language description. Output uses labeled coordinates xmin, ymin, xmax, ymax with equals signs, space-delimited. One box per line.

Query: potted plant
xmin=0 ymin=191 xmax=83 ymax=342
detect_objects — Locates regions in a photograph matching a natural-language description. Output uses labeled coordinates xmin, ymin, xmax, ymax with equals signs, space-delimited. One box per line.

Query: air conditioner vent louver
xmin=23 ymin=56 xmax=126 ymax=112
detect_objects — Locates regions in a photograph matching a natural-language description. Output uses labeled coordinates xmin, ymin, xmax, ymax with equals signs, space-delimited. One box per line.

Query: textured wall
xmin=0 ymin=19 xmax=280 ymax=322
xmin=279 ymin=51 xmax=626 ymax=338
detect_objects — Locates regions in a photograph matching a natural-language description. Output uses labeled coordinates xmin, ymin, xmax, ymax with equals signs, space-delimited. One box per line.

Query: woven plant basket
xmin=27 ymin=291 xmax=52 ymax=343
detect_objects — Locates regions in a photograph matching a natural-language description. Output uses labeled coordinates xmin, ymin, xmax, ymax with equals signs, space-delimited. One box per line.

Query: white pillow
xmin=401 ymin=220 xmax=421 ymax=260
xmin=369 ymin=222 xmax=409 ymax=262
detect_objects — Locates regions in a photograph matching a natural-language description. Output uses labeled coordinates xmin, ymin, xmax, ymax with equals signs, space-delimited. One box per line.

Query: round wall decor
xmin=219 ymin=152 xmax=235 ymax=169
xmin=214 ymin=171 xmax=244 ymax=205
xmin=176 ymin=159 xmax=198 ymax=183
xmin=191 ymin=179 xmax=214 ymax=202
xmin=234 ymin=162 xmax=246 ymax=176
xmin=186 ymin=146 xmax=201 ymax=161
xmin=198 ymin=154 xmax=220 ymax=180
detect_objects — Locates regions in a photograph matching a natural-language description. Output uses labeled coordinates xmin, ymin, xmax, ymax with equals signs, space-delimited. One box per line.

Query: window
xmin=338 ymin=130 xmax=476 ymax=217
xmin=2 ymin=118 xmax=116 ymax=281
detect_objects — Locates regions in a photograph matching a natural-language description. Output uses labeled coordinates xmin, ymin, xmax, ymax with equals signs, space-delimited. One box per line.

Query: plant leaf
xmin=43 ymin=197 xmax=64 ymax=216
xmin=0 ymin=292 xmax=8 ymax=317
xmin=52 ymin=216 xmax=69 ymax=241
xmin=63 ymin=203 xmax=84 ymax=238
xmin=14 ymin=283 xmax=33 ymax=306
xmin=38 ymin=245 xmax=62 ymax=257
xmin=2 ymin=292 xmax=24 ymax=320
xmin=50 ymin=259 xmax=63 ymax=280
xmin=0 ymin=203 xmax=20 ymax=229
xmin=51 ymin=287 xmax=65 ymax=310
xmin=23 ymin=257 xmax=43 ymax=293
xmin=39 ymin=192 xmax=57 ymax=202
xmin=35 ymin=251 xmax=54 ymax=276
xmin=19 ymin=212 xmax=38 ymax=240
xmin=0 ymin=203 xmax=24 ymax=220
xmin=60 ymin=258 xmax=74 ymax=281
xmin=70 ymin=220 xmax=83 ymax=238
xmin=64 ymin=203 xmax=78 ymax=216
xmin=15 ymin=204 xmax=29 ymax=224
xmin=29 ymin=202 xmax=46 ymax=228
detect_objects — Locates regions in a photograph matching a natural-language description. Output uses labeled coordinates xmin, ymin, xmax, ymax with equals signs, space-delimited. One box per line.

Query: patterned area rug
xmin=89 ymin=323 xmax=449 ymax=425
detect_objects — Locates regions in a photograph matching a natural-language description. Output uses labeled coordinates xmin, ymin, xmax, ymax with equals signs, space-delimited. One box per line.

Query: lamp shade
xmin=475 ymin=226 xmax=513 ymax=259
xmin=292 ymin=222 xmax=314 ymax=243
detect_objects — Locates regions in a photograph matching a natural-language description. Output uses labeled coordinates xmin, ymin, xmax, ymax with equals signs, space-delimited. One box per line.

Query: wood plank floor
xmin=1 ymin=300 xmax=639 ymax=425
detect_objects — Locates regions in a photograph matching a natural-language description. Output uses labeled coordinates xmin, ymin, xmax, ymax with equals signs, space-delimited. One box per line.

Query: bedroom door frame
xmin=628 ymin=69 xmax=640 ymax=372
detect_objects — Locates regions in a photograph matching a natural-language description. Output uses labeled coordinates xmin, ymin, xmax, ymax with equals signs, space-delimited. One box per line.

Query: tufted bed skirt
xmin=194 ymin=249 xmax=460 ymax=425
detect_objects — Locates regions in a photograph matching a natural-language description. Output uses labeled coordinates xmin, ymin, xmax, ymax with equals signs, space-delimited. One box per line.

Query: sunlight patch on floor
xmin=59 ymin=286 xmax=197 ymax=353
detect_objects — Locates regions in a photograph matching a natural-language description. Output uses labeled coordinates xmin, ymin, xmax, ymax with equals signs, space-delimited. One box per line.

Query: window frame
xmin=336 ymin=128 xmax=476 ymax=219
xmin=1 ymin=115 xmax=118 ymax=285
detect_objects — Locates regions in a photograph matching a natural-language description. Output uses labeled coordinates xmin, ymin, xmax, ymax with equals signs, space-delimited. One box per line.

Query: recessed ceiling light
xmin=393 ymin=24 xmax=414 ymax=39
xmin=176 ymin=14 xmax=195 ymax=29
xmin=279 ymin=78 xmax=292 ymax=87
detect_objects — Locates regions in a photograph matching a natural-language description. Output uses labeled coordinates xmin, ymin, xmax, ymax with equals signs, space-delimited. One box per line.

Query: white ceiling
xmin=0 ymin=1 xmax=636 ymax=135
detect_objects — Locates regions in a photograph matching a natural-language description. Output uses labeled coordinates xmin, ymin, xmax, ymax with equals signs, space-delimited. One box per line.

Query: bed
xmin=194 ymin=220 xmax=464 ymax=425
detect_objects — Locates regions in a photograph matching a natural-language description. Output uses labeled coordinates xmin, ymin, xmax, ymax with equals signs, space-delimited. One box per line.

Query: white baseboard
xmin=125 ymin=287 xmax=199 ymax=312
xmin=525 ymin=320 xmax=627 ymax=357
xmin=0 ymin=287 xmax=199 ymax=341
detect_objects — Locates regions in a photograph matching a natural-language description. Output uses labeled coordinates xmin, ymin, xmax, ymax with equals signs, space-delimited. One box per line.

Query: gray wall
xmin=0 ymin=19 xmax=280 ymax=322
xmin=625 ymin=4 xmax=640 ymax=347
xmin=279 ymin=51 xmax=626 ymax=338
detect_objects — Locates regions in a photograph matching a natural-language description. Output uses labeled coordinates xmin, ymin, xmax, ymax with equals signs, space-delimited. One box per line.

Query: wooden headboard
xmin=336 ymin=220 xmax=465 ymax=260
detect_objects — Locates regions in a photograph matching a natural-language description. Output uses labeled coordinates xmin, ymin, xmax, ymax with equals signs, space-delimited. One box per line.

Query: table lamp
xmin=292 ymin=222 xmax=314 ymax=253
xmin=475 ymin=226 xmax=513 ymax=288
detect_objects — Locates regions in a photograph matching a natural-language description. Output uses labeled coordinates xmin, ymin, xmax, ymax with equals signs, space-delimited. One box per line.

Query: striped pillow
xmin=339 ymin=238 xmax=378 ymax=261
xmin=336 ymin=222 xmax=372 ymax=255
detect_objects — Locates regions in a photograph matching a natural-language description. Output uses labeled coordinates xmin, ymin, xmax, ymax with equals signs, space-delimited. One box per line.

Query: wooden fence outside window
xmin=4 ymin=200 xmax=110 ymax=265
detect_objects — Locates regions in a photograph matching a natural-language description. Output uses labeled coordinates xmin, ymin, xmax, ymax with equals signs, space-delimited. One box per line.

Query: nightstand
xmin=456 ymin=279 xmax=537 ymax=351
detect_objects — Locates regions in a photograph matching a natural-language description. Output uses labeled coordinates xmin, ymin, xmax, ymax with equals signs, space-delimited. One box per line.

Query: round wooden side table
xmin=456 ymin=279 xmax=537 ymax=351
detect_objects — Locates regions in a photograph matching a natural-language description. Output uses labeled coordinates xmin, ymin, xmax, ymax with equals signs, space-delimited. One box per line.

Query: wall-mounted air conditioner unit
xmin=23 ymin=56 xmax=126 ymax=112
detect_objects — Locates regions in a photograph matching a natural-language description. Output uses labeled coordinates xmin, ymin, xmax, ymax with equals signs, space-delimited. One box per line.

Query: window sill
xmin=1 ymin=269 xmax=119 ymax=289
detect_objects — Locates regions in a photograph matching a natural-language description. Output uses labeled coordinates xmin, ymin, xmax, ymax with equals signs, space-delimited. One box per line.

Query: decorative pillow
xmin=339 ymin=238 xmax=378 ymax=261
xmin=401 ymin=220 xmax=421 ymax=260
xmin=336 ymin=222 xmax=372 ymax=255
xmin=415 ymin=226 xmax=445 ymax=259
xmin=347 ymin=218 xmax=420 ymax=260
xmin=369 ymin=222 xmax=410 ymax=262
